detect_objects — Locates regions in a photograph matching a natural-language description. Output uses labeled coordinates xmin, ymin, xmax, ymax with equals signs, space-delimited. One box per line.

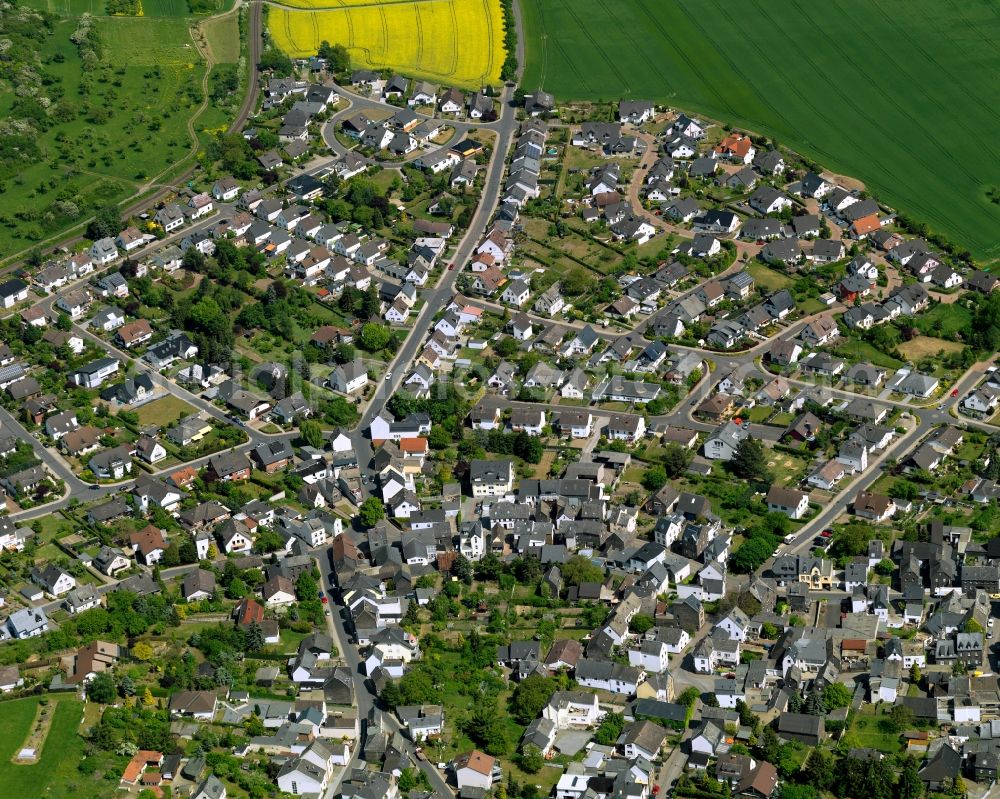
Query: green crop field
xmin=21 ymin=0 xmax=106 ymax=13
xmin=0 ymin=697 xmax=87 ymax=799
xmin=521 ymin=0 xmax=1000 ymax=262
xmin=142 ymin=0 xmax=192 ymax=15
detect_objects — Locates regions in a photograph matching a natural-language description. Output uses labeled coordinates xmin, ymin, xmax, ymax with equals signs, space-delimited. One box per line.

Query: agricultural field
xmin=1 ymin=0 xmax=239 ymax=261
xmin=268 ymin=0 xmax=505 ymax=87
xmin=520 ymin=0 xmax=1000 ymax=262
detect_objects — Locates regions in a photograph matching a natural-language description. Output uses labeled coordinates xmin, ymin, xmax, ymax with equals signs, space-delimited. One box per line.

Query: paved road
xmin=346 ymin=82 xmax=521 ymax=481
xmin=317 ymin=557 xmax=456 ymax=797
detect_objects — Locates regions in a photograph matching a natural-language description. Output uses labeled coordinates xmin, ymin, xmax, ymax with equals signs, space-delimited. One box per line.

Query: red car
xmin=951 ymin=388 xmax=959 ymax=397
xmin=448 ymin=263 xmax=456 ymax=270
xmin=820 ymin=529 xmax=833 ymax=538
xmin=321 ymin=596 xmax=328 ymax=604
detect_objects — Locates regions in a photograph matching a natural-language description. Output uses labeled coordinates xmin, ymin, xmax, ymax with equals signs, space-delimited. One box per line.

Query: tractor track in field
xmin=635 ymin=0 xmax=734 ymax=116
xmin=786 ymin=0 xmax=981 ymax=228
xmin=413 ymin=2 xmax=425 ymax=72
xmin=745 ymin=0 xmax=939 ymax=216
xmin=445 ymin=0 xmax=460 ymax=77
xmin=673 ymin=0 xmax=803 ymax=140
xmin=479 ymin=0 xmax=495 ymax=87
xmin=837 ymin=0 xmax=1000 ymax=167
xmin=377 ymin=4 xmax=389 ymax=64
xmin=555 ymin=0 xmax=628 ymax=91
xmin=591 ymin=0 xmax=672 ymax=90
xmin=264 ymin=0 xmax=444 ymax=9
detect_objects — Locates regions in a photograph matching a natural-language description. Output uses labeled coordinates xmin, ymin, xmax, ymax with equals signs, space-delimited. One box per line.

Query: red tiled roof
xmin=236 ymin=597 xmax=264 ymax=626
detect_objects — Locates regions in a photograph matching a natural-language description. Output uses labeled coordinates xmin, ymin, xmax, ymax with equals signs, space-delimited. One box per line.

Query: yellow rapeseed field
xmin=269 ymin=0 xmax=505 ymax=88
xmin=276 ymin=0 xmax=417 ymax=8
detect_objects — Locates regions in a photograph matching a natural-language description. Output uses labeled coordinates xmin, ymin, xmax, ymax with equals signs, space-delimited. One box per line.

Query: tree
xmin=628 ymin=614 xmax=655 ymax=635
xmin=360 ymin=322 xmax=391 ymax=352
xmin=962 ymin=618 xmax=983 ymax=634
xmin=380 ymin=680 xmax=402 ymax=710
xmin=874 ymin=558 xmax=895 ymax=576
xmin=464 ymin=696 xmax=510 ymax=756
xmin=829 ymin=521 xmax=879 ymax=560
xmin=333 ymin=342 xmax=356 ymax=364
xmin=87 ymin=203 xmax=121 ymax=240
xmin=225 ymin=576 xmax=248 ymax=599
xmin=730 ymin=437 xmax=770 ymax=482
xmin=661 ymin=443 xmax=694 ymax=478
xmin=520 ymin=744 xmax=544 ymax=774
xmin=561 ymin=554 xmax=603 ymax=587
xmin=510 ymin=674 xmax=556 ymax=724
xmin=729 ymin=537 xmax=777 ymax=574
xmin=398 ymin=768 xmax=418 ymax=794
xmin=317 ymin=41 xmax=350 ymax=72
xmin=803 ymin=685 xmax=824 ymax=715
xmin=802 ymin=749 xmax=834 ymax=792
xmin=178 ymin=537 xmax=199 ymax=564
xmin=897 ymin=757 xmax=923 ymax=799
xmin=593 ymin=712 xmax=624 ymax=745
xmin=512 ymin=555 xmax=542 ymax=584
xmin=358 ymin=496 xmax=385 ymax=528
xmin=244 ymin=621 xmax=265 ymax=653
xmin=141 ymin=687 xmax=155 ymax=707
xmin=258 ymin=47 xmax=293 ymax=76
xmin=678 ymin=687 xmax=700 ymax=708
xmin=822 ymin=682 xmax=852 ymax=712
xmin=513 ymin=433 xmax=543 ymax=464
xmin=887 ymin=702 xmax=914 ymax=732
xmin=299 ymin=419 xmax=324 ymax=449
xmin=87 ymin=671 xmax=117 ymax=704
xmin=641 ymin=465 xmax=667 ymax=491
xmin=131 ymin=641 xmax=153 ymax=662
xmin=452 ymin=553 xmax=473 ymax=584
xmin=759 ymin=726 xmax=780 ymax=764
xmin=909 ymin=662 xmax=922 ymax=684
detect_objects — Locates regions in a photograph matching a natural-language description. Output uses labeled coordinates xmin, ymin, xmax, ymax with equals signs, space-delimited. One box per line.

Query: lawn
xmin=0 ymin=696 xmax=87 ymax=799
xmin=764 ymin=450 xmax=810 ymax=487
xmin=832 ymin=336 xmax=904 ymax=370
xmin=911 ymin=301 xmax=972 ymax=340
xmin=843 ymin=707 xmax=905 ymax=754
xmin=520 ymin=0 xmax=1000 ymax=261
xmin=746 ymin=263 xmax=793 ymax=292
xmin=269 ymin=0 xmax=505 ymax=87
xmin=745 ymin=405 xmax=774 ymax=423
xmin=134 ymin=395 xmax=198 ymax=427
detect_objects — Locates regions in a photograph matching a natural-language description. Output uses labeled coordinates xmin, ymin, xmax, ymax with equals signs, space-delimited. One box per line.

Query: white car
xmin=384 ymin=371 xmax=392 ymax=381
